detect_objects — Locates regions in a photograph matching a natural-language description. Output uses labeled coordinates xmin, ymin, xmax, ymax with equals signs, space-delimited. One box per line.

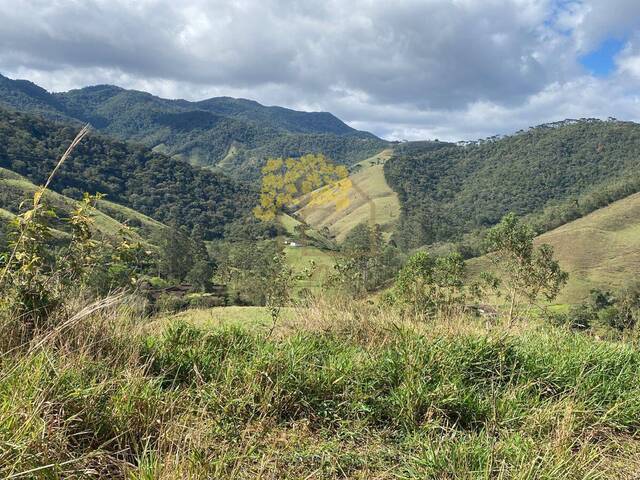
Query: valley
xmin=1 ymin=72 xmax=640 ymax=480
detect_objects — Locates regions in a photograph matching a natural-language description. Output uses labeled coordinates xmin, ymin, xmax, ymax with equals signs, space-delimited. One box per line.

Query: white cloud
xmin=0 ymin=0 xmax=639 ymax=140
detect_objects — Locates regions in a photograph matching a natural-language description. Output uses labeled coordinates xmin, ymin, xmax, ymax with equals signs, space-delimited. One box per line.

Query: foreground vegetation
xmin=2 ymin=299 xmax=640 ymax=479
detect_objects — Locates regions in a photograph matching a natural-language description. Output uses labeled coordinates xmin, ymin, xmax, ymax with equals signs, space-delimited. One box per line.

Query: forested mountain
xmin=0 ymin=107 xmax=256 ymax=239
xmin=0 ymin=73 xmax=388 ymax=181
xmin=385 ymin=119 xmax=640 ymax=248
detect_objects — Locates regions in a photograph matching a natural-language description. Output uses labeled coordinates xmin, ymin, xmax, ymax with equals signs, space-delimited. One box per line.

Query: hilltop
xmin=385 ymin=119 xmax=640 ymax=248
xmin=0 ymin=73 xmax=388 ymax=181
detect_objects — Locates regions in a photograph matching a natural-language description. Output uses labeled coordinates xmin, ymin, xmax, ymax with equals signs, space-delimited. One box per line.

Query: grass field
xmin=468 ymin=192 xmax=640 ymax=305
xmin=276 ymin=212 xmax=338 ymax=295
xmin=0 ymin=207 xmax=14 ymax=221
xmin=3 ymin=299 xmax=640 ymax=478
xmin=148 ymin=306 xmax=295 ymax=332
xmin=284 ymin=244 xmax=336 ymax=294
xmin=536 ymin=191 xmax=640 ymax=303
xmin=294 ymin=148 xmax=399 ymax=242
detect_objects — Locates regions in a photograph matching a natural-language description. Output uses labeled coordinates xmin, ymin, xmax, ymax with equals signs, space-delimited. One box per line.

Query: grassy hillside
xmin=0 ymin=167 xmax=167 ymax=242
xmin=466 ymin=191 xmax=640 ymax=304
xmin=0 ymin=107 xmax=255 ymax=239
xmin=0 ymin=73 xmax=388 ymax=181
xmin=294 ymin=149 xmax=400 ymax=242
xmin=535 ymin=191 xmax=640 ymax=303
xmin=385 ymin=120 xmax=640 ymax=248
xmin=275 ymin=213 xmax=337 ymax=294
xmin=284 ymin=244 xmax=335 ymax=295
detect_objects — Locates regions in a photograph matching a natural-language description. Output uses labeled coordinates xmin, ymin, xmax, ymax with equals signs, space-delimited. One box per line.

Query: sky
xmin=1 ymin=0 xmax=640 ymax=141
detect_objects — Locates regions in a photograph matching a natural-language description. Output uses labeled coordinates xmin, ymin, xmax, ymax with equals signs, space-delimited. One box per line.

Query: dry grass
xmin=1 ymin=297 xmax=640 ymax=479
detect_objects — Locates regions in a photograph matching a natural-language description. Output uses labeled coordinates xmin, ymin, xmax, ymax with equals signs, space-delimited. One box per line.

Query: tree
xmin=153 ymin=226 xmax=194 ymax=283
xmin=214 ymin=239 xmax=312 ymax=329
xmin=331 ymin=222 xmax=399 ymax=296
xmin=390 ymin=251 xmax=466 ymax=316
xmin=485 ymin=213 xmax=568 ymax=324
xmin=185 ymin=229 xmax=215 ymax=292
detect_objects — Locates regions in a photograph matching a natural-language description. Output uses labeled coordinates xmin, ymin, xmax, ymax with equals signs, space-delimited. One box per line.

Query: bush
xmin=155 ymin=294 xmax=190 ymax=313
xmin=563 ymin=285 xmax=640 ymax=334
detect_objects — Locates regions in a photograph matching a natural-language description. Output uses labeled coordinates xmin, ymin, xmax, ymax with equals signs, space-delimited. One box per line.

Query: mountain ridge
xmin=0 ymin=106 xmax=258 ymax=239
xmin=0 ymin=73 xmax=388 ymax=180
xmin=385 ymin=119 xmax=640 ymax=249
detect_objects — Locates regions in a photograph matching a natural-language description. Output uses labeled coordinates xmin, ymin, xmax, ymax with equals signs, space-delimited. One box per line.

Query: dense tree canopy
xmin=0 ymin=107 xmax=255 ymax=239
xmin=385 ymin=119 xmax=640 ymax=248
xmin=0 ymin=74 xmax=388 ymax=182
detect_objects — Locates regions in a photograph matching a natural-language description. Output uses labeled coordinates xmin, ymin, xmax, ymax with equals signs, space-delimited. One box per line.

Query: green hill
xmin=466 ymin=191 xmax=640 ymax=304
xmin=0 ymin=167 xmax=167 ymax=242
xmin=0 ymin=107 xmax=255 ymax=239
xmin=385 ymin=120 xmax=640 ymax=248
xmin=535 ymin=191 xmax=640 ymax=303
xmin=0 ymin=73 xmax=388 ymax=181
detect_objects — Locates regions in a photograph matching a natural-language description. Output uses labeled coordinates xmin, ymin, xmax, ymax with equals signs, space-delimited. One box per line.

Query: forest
xmin=0 ymin=107 xmax=258 ymax=239
xmin=0 ymin=74 xmax=388 ymax=182
xmin=385 ymin=119 xmax=640 ymax=249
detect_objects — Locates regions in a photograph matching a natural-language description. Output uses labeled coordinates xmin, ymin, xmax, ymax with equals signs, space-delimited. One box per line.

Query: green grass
xmin=468 ymin=191 xmax=640 ymax=305
xmin=276 ymin=213 xmax=339 ymax=294
xmin=2 ymin=301 xmax=640 ymax=478
xmin=0 ymin=167 xmax=166 ymax=243
xmin=534 ymin=191 xmax=640 ymax=303
xmin=294 ymin=148 xmax=400 ymax=242
xmin=278 ymin=212 xmax=302 ymax=236
xmin=284 ymin=244 xmax=336 ymax=294
xmin=148 ymin=306 xmax=295 ymax=332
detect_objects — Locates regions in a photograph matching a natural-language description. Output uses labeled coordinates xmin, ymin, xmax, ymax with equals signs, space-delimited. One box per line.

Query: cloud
xmin=0 ymin=0 xmax=639 ymax=140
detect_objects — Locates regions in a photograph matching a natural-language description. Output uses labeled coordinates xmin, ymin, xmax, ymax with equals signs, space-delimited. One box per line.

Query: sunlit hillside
xmin=294 ymin=149 xmax=399 ymax=242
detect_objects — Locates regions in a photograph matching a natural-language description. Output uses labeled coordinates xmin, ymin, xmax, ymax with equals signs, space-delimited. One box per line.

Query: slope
xmin=466 ymin=192 xmax=640 ymax=304
xmin=293 ymin=149 xmax=400 ymax=242
xmin=385 ymin=120 xmax=640 ymax=248
xmin=0 ymin=167 xmax=167 ymax=242
xmin=0 ymin=106 xmax=255 ymax=239
xmin=0 ymin=73 xmax=389 ymax=181
xmin=534 ymin=191 xmax=640 ymax=303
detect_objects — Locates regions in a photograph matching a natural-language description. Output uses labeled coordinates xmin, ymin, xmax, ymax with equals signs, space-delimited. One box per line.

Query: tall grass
xmin=1 ymin=299 xmax=639 ymax=479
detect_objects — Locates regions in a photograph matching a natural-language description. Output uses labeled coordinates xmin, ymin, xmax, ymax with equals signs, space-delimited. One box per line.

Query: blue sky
xmin=580 ymin=37 xmax=626 ymax=76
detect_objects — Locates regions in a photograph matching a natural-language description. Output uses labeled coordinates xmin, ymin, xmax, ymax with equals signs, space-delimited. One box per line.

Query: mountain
xmin=384 ymin=120 xmax=640 ymax=249
xmin=0 ymin=73 xmax=388 ymax=181
xmin=0 ymin=107 xmax=256 ymax=239
xmin=0 ymin=74 xmax=71 ymax=122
